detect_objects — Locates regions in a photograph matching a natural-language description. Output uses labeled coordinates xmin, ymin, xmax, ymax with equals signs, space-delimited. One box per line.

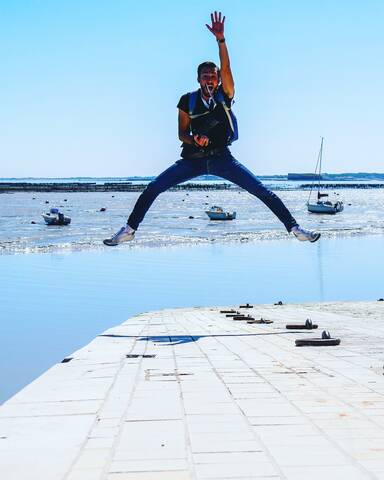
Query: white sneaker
xmin=291 ymin=225 xmax=320 ymax=243
xmin=103 ymin=225 xmax=135 ymax=246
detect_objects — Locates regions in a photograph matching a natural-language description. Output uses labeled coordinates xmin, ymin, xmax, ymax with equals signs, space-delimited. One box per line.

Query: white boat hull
xmin=42 ymin=214 xmax=71 ymax=225
xmin=205 ymin=211 xmax=236 ymax=220
xmin=307 ymin=201 xmax=344 ymax=214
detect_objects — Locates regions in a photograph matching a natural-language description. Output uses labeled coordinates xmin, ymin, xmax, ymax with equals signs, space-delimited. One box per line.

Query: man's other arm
xmin=178 ymin=109 xmax=209 ymax=147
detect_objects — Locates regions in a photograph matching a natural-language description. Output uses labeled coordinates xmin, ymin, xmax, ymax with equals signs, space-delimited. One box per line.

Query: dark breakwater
xmin=300 ymin=183 xmax=384 ymax=189
xmin=0 ymin=182 xmax=234 ymax=193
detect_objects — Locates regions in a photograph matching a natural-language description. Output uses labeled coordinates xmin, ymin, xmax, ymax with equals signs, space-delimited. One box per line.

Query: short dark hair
xmin=197 ymin=61 xmax=220 ymax=79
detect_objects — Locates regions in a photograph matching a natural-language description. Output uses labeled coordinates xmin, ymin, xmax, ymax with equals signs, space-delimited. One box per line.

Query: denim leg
xmin=211 ymin=155 xmax=298 ymax=232
xmin=127 ymin=159 xmax=205 ymax=230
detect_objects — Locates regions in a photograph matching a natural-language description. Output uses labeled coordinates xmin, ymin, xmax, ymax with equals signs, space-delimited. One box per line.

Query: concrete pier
xmin=1 ymin=301 xmax=384 ymax=479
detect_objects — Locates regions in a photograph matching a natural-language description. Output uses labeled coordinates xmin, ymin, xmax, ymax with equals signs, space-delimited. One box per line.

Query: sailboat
xmin=307 ymin=137 xmax=344 ymax=214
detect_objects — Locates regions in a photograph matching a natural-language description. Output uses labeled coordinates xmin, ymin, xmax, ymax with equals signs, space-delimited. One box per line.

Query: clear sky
xmin=1 ymin=0 xmax=383 ymax=177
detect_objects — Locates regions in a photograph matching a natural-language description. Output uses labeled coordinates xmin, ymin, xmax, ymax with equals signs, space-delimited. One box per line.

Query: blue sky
xmin=1 ymin=0 xmax=383 ymax=177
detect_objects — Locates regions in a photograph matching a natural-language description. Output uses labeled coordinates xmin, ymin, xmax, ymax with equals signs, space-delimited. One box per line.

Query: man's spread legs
xmin=127 ymin=159 xmax=205 ymax=230
xmin=210 ymin=153 xmax=320 ymax=241
xmin=103 ymin=159 xmax=204 ymax=246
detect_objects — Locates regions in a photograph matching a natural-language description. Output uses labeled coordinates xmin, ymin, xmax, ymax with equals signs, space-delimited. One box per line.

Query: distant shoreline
xmin=0 ymin=182 xmax=235 ymax=193
xmin=1 ymin=181 xmax=384 ymax=193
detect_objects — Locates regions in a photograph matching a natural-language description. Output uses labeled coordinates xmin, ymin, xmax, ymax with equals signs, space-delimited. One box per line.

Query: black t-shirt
xmin=177 ymin=85 xmax=233 ymax=158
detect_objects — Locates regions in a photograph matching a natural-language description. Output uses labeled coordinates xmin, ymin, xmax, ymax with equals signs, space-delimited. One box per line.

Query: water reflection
xmin=316 ymin=241 xmax=325 ymax=301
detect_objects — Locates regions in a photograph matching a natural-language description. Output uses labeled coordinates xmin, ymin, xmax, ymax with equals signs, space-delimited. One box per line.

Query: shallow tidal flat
xmin=0 ymin=188 xmax=384 ymax=254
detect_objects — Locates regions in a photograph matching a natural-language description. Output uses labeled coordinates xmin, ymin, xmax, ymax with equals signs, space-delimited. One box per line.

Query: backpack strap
xmin=188 ymin=90 xmax=211 ymax=119
xmin=188 ymin=90 xmax=199 ymax=116
xmin=215 ymin=88 xmax=225 ymax=104
xmin=216 ymin=89 xmax=238 ymax=142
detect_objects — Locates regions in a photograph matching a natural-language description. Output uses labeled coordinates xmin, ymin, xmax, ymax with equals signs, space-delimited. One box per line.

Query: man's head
xmin=197 ymin=62 xmax=220 ymax=97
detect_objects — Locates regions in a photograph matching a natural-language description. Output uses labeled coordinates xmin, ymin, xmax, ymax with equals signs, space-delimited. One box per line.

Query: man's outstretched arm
xmin=206 ymin=11 xmax=234 ymax=99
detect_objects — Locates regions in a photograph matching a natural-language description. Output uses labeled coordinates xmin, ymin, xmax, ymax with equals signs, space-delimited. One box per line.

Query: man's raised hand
xmin=206 ymin=11 xmax=225 ymax=41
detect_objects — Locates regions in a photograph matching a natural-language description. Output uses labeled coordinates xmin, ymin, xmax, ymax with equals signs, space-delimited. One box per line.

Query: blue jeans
xmin=127 ymin=149 xmax=297 ymax=232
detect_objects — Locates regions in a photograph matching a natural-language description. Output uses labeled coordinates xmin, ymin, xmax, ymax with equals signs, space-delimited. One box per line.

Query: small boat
xmin=308 ymin=199 xmax=344 ymax=214
xmin=205 ymin=206 xmax=236 ymax=221
xmin=43 ymin=208 xmax=71 ymax=225
xmin=307 ymin=137 xmax=344 ymax=215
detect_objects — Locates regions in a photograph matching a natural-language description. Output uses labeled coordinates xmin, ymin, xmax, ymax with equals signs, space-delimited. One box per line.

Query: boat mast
xmin=317 ymin=136 xmax=323 ymax=198
xmin=307 ymin=136 xmax=324 ymax=205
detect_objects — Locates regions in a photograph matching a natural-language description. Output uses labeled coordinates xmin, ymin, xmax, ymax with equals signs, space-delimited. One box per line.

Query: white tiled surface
xmin=1 ymin=301 xmax=384 ymax=479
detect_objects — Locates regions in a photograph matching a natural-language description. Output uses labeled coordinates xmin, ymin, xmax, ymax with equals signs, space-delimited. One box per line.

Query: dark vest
xmin=188 ymin=88 xmax=238 ymax=145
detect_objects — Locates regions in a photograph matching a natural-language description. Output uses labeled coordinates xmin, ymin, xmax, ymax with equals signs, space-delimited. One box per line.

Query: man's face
xmin=198 ymin=67 xmax=219 ymax=96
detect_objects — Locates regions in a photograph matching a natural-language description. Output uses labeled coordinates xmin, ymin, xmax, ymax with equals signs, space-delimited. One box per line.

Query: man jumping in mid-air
xmin=104 ymin=12 xmax=320 ymax=246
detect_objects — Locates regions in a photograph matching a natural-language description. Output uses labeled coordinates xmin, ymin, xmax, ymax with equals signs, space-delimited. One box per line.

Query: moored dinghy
xmin=43 ymin=208 xmax=71 ymax=225
xmin=205 ymin=205 xmax=236 ymax=220
xmin=307 ymin=137 xmax=344 ymax=215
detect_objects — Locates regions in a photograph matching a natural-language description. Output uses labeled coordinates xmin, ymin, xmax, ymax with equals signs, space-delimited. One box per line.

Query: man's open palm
xmin=206 ymin=11 xmax=225 ymax=40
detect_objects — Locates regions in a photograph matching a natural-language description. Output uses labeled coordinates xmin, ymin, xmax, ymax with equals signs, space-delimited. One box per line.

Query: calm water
xmin=1 ymin=235 xmax=384 ymax=404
